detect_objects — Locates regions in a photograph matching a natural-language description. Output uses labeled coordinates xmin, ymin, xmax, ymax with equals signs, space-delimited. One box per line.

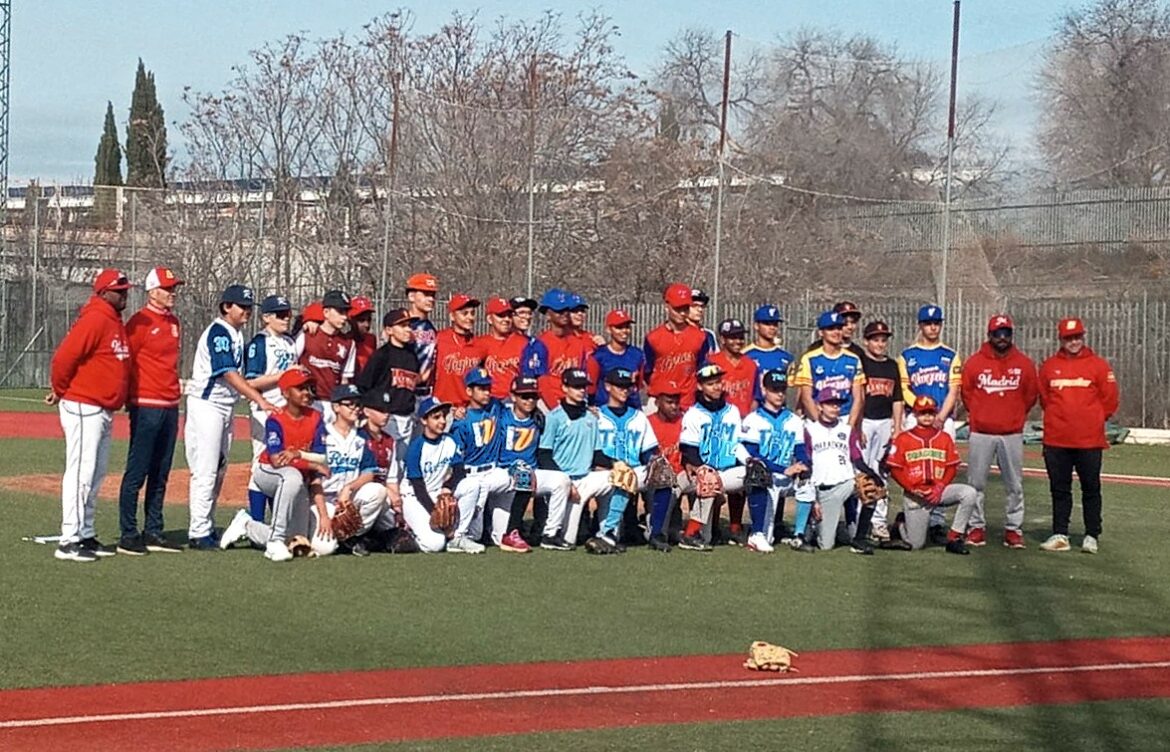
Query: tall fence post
xmin=1142 ymin=288 xmax=1148 ymax=428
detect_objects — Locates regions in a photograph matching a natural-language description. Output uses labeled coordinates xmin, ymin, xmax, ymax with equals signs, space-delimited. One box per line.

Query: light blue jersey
xmin=539 ymin=405 xmax=597 ymax=479
xmin=679 ymin=401 xmax=744 ymax=470
xmin=741 ymin=406 xmax=807 ymax=473
xmin=596 ymin=405 xmax=658 ymax=468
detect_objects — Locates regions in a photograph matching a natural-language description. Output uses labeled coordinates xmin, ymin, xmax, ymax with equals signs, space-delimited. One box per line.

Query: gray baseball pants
xmin=965 ymin=432 xmax=1025 ymax=533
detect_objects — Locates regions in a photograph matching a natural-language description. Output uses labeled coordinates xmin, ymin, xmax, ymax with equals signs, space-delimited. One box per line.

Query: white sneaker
xmin=220 ymin=509 xmax=252 ymax=550
xmin=447 ymin=535 xmax=485 ymax=554
xmin=746 ymin=532 xmax=774 ymax=553
xmin=264 ymin=540 xmax=293 ymax=562
xmin=871 ymin=521 xmax=891 ymax=541
xmin=1082 ymin=535 xmax=1099 ymax=554
xmin=1040 ymin=534 xmax=1071 ymax=552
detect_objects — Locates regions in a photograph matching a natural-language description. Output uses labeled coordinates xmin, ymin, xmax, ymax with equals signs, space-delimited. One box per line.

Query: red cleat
xmin=967 ymin=527 xmax=987 ymax=547
xmin=1004 ymin=529 xmax=1026 ymax=549
xmin=500 ymin=530 xmax=532 ymax=553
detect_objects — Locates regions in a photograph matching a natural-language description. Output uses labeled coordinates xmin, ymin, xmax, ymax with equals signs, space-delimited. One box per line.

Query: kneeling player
xmin=886 ymin=395 xmax=977 ymax=554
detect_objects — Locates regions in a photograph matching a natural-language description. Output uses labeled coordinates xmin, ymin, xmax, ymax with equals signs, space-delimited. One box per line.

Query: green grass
xmin=0 ymin=436 xmax=252 ymax=477
xmin=0 ymin=388 xmax=56 ymax=413
xmin=293 ymin=699 xmax=1170 ymax=751
xmin=1 ymin=465 xmax=1168 ymax=692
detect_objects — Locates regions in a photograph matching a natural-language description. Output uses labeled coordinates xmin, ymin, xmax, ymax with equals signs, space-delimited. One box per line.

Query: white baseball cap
xmin=144 ymin=267 xmax=184 ymax=291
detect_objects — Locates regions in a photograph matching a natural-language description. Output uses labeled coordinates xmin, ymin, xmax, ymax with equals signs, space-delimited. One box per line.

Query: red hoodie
xmin=960 ymin=343 xmax=1039 ymax=435
xmin=50 ymin=296 xmax=131 ymax=410
xmin=1038 ymin=345 xmax=1119 ymax=449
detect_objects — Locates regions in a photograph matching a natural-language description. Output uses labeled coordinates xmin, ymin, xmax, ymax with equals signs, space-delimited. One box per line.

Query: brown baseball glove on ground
xmin=287 ymin=535 xmax=313 ymax=557
xmin=743 ymin=641 xmax=799 ymax=672
xmin=429 ymin=490 xmax=459 ymax=538
xmin=330 ymin=497 xmax=364 ymax=541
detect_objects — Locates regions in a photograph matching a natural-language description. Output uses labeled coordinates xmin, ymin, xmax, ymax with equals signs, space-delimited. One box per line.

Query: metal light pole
xmin=378 ymin=72 xmax=401 ymax=315
xmin=712 ymin=30 xmax=732 ymax=317
xmin=526 ymin=56 xmax=538 ymax=297
xmin=940 ymin=0 xmax=961 ymax=308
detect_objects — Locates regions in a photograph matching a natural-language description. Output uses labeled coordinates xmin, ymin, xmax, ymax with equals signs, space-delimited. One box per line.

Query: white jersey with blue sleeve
xmin=245 ymin=331 xmax=297 ymax=407
xmin=741 ymin=407 xmax=806 ymax=473
xmin=186 ymin=317 xmax=244 ymax=408
xmin=596 ymin=406 xmax=658 ymax=468
xmin=680 ymin=401 xmax=747 ymax=471
xmin=317 ymin=422 xmax=379 ymax=498
xmin=404 ymin=434 xmax=464 ymax=498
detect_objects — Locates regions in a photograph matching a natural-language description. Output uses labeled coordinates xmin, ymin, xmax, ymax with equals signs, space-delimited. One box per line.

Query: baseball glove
xmin=745 ymin=459 xmax=772 ymax=491
xmin=330 ymin=497 xmax=364 ymax=541
xmin=743 ymin=641 xmax=799 ymax=672
xmin=853 ymin=473 xmax=887 ymax=506
xmin=287 ymin=535 xmax=313 ymax=558
xmin=693 ymin=465 xmax=723 ymax=498
xmin=644 ymin=455 xmax=676 ymax=490
xmin=428 ymin=490 xmax=459 ymax=538
xmin=509 ymin=461 xmax=535 ymax=493
xmin=609 ymin=461 xmax=639 ymax=494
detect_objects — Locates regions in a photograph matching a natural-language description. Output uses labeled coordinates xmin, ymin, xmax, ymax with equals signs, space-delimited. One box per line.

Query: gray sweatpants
xmin=901 ymin=483 xmax=978 ymax=550
xmin=815 ymin=479 xmax=854 ymax=551
xmin=965 ymin=432 xmax=1025 ymax=532
xmin=250 ymin=463 xmax=308 ymax=543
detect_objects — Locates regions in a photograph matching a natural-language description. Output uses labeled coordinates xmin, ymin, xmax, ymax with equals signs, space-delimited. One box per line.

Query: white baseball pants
xmin=58 ymin=400 xmax=114 ymax=543
xmin=677 ymin=466 xmax=746 ymax=543
xmin=862 ymin=417 xmax=894 ymax=533
xmin=400 ymin=477 xmax=481 ymax=553
xmin=185 ymin=396 xmax=234 ymax=540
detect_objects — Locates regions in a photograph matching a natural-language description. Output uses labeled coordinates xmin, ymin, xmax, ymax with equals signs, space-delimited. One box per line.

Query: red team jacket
xmin=648 ymin=411 xmax=683 ymax=474
xmin=707 ymin=351 xmax=757 ymax=417
xmin=260 ymin=408 xmax=324 ymax=478
xmin=298 ymin=328 xmax=354 ymax=399
xmin=433 ymin=329 xmax=486 ymax=407
xmin=1038 ymin=346 xmax=1119 ymax=449
xmin=477 ymin=332 xmax=528 ymax=400
xmin=885 ymin=425 xmax=960 ymax=498
xmin=960 ymin=343 xmax=1039 ymax=435
xmin=50 ymin=296 xmax=131 ymax=410
xmin=125 ymin=304 xmax=182 ymax=408
xmin=644 ymin=324 xmax=709 ymax=408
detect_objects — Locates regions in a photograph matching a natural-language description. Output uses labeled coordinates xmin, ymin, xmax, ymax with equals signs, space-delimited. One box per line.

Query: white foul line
xmin=3 ymin=659 xmax=1169 ymax=731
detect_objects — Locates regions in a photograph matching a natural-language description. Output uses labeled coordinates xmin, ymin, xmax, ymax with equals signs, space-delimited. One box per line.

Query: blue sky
xmin=10 ymin=0 xmax=1073 ymax=183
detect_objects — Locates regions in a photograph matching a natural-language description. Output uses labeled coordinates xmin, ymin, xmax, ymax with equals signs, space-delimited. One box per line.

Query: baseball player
xmin=405 ymin=272 xmax=439 ymax=395
xmin=574 ymin=368 xmax=660 ymax=554
xmin=677 ymin=364 xmax=749 ymax=551
xmin=743 ymin=304 xmax=794 ymax=407
xmin=801 ymin=388 xmax=881 ymax=553
xmin=185 ymin=284 xmax=275 ymax=549
xmin=243 ymin=294 xmax=298 ymax=521
xmin=644 ymin=283 xmax=709 ymax=410
xmin=858 ymin=319 xmax=903 ymax=541
xmin=477 ymin=297 xmax=528 ymax=400
xmin=961 ymin=314 xmax=1039 ymax=549
xmin=296 ymin=289 xmax=355 ymax=422
xmin=568 ymin=294 xmax=604 ymax=353
xmin=218 ymin=367 xmax=329 ymax=562
xmin=586 ymin=309 xmax=646 ymax=409
xmin=117 ymin=266 xmax=184 ymax=556
xmin=353 ymin=307 xmax=420 ymax=471
xmin=740 ymin=369 xmax=811 ymax=553
xmin=646 ymin=382 xmax=685 ymax=551
xmin=886 ymin=395 xmax=978 ymax=554
xmin=449 ymin=368 xmax=513 ymax=545
xmin=46 ymin=268 xmax=133 ymax=562
xmin=348 ymin=295 xmax=378 ymax=375
xmin=509 ymin=296 xmax=538 ymax=339
xmin=793 ymin=311 xmax=865 ymax=427
xmin=356 ymin=387 xmax=413 ymax=553
xmin=706 ymin=318 xmax=757 ymax=544
xmin=401 ymin=397 xmax=484 ymax=553
xmin=688 ymin=288 xmax=719 ymax=354
xmin=522 ymin=289 xmax=590 ymax=411
xmin=433 ymin=294 xmax=486 ymax=408
xmin=536 ymin=368 xmax=600 ymax=549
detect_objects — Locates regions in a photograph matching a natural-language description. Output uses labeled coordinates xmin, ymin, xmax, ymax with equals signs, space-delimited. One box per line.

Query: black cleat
xmin=945 ymin=538 xmax=970 ymax=555
xmin=850 ymin=538 xmax=875 ymax=556
xmin=116 ymin=534 xmax=148 ymax=556
xmin=678 ymin=534 xmax=713 ymax=552
xmin=143 ymin=533 xmax=183 ymax=553
xmin=539 ymin=535 xmax=575 ymax=551
xmin=928 ymin=525 xmax=949 ymax=547
xmin=648 ymin=534 xmax=672 ymax=553
xmin=79 ymin=537 xmax=117 ymax=558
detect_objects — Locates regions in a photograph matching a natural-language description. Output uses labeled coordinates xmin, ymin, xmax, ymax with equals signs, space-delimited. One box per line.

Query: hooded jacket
xmin=1038 ymin=345 xmax=1119 ymax=449
xmin=960 ymin=342 xmax=1039 ymax=434
xmin=50 ymin=296 xmax=131 ymax=410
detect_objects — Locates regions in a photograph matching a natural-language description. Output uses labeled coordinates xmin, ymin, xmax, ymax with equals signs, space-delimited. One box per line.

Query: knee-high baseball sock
xmin=844 ymin=496 xmax=858 ymax=526
xmin=247 ymin=488 xmax=268 ymax=521
xmin=794 ymin=500 xmax=814 ymax=539
xmin=747 ymin=488 xmax=769 ymax=534
xmin=727 ymin=492 xmax=745 ymax=531
xmin=854 ymin=504 xmax=875 ymax=542
xmin=507 ymin=491 xmax=531 ymax=534
xmin=774 ymin=495 xmax=788 ymax=534
xmin=528 ymin=495 xmax=548 ymax=540
xmin=649 ymin=488 xmax=672 ymax=536
xmin=602 ymin=490 xmax=631 ymax=537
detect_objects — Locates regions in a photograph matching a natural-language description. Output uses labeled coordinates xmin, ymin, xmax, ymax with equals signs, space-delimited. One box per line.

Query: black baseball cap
xmin=834 ymin=301 xmax=862 ymax=319
xmin=691 ymin=289 xmax=710 ymax=305
xmin=562 ymin=368 xmax=590 ymax=388
xmin=718 ymin=318 xmax=746 ymax=338
xmin=510 ymin=296 xmax=538 ymax=311
xmin=604 ymin=368 xmax=635 ymax=388
xmin=360 ymin=389 xmax=393 ymax=411
xmin=511 ymin=375 xmax=539 ymax=395
xmin=383 ymin=307 xmax=416 ymax=327
xmin=260 ymin=295 xmax=291 ymax=314
xmin=762 ymin=369 xmax=788 ymax=392
xmin=322 ymin=289 xmax=350 ymax=311
xmin=863 ymin=320 xmax=892 ymax=339
xmin=330 ymin=384 xmax=361 ymax=403
xmin=220 ymin=284 xmax=255 ymax=307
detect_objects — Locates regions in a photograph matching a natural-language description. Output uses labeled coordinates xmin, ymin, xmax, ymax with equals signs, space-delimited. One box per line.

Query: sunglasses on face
xmin=514 ymin=393 xmax=538 ymax=400
xmin=335 ymin=401 xmax=359 ymax=409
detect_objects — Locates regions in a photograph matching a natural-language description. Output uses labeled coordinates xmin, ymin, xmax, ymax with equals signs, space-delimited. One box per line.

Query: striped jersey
xmin=595 ymin=405 xmax=658 ymax=468
xmin=186 ymin=317 xmax=244 ymax=407
xmin=793 ymin=346 xmax=865 ymax=415
xmin=245 ymin=330 xmax=298 ymax=407
xmin=898 ymin=343 xmax=961 ymax=407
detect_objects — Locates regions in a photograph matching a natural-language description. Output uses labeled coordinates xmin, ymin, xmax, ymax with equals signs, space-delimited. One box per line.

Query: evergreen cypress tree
xmin=126 ymin=59 xmax=168 ymax=188
xmin=93 ymin=102 xmax=123 ymax=223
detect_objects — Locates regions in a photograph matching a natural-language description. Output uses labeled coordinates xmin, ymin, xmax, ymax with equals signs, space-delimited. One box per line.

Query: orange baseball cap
xmin=663 ymin=283 xmax=693 ymax=308
xmin=301 ymin=301 xmax=325 ymax=323
xmin=448 ymin=294 xmax=480 ymax=313
xmin=406 ymin=273 xmax=439 ymax=292
xmin=348 ymin=295 xmax=375 ymax=318
xmin=1058 ymin=317 xmax=1085 ymax=338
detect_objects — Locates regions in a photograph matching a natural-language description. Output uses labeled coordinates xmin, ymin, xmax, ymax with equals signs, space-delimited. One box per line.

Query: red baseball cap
xmin=912 ymin=395 xmax=938 ymax=414
xmin=406 ymin=273 xmax=439 ymax=292
xmin=652 ymin=380 xmax=684 ymax=398
xmin=301 ymin=301 xmax=325 ymax=323
xmin=448 ymin=294 xmax=480 ymax=313
xmin=605 ymin=309 xmax=633 ymax=327
xmin=663 ymin=283 xmax=693 ymax=308
xmin=144 ymin=267 xmax=183 ymax=291
xmin=93 ymin=268 xmax=131 ymax=294
xmin=485 ymin=297 xmax=512 ymax=316
xmin=348 ymin=295 xmax=375 ymax=318
xmin=987 ymin=314 xmax=1013 ymax=332
xmin=1058 ymin=317 xmax=1086 ymax=338
xmin=278 ymin=366 xmax=314 ymax=391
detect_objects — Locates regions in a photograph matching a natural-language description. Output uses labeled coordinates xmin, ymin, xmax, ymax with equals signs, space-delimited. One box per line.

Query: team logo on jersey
xmin=508 ymin=426 xmax=537 ymax=451
xmin=111 ymin=337 xmax=130 ymax=361
xmin=472 ymin=418 xmax=497 ymax=446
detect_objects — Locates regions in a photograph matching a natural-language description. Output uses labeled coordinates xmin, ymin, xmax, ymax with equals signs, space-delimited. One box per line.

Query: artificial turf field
xmin=2 ymin=388 xmax=1169 ymax=750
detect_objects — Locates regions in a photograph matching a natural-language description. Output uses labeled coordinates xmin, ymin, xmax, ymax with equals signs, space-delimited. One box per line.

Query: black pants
xmin=118 ymin=406 xmax=179 ymax=538
xmin=1042 ymin=445 xmax=1103 ymax=538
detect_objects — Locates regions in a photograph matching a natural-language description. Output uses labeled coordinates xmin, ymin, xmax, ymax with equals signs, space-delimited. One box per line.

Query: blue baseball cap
xmin=754 ymin=304 xmax=783 ymax=324
xmin=918 ymin=304 xmax=945 ymax=323
xmin=330 ymin=384 xmax=361 ymax=403
xmin=567 ymin=293 xmax=588 ymax=311
xmin=416 ymin=396 xmax=452 ymax=418
xmin=464 ymin=368 xmax=492 ymax=388
xmin=816 ymin=310 xmax=844 ymax=329
xmin=260 ymin=295 xmax=291 ymax=314
xmin=538 ymin=288 xmax=573 ymax=313
xmin=220 ymin=284 xmax=255 ymax=307
xmin=814 ymin=387 xmax=847 ymax=404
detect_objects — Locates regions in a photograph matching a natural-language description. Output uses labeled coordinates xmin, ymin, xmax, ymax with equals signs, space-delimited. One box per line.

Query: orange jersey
xmin=648 ymin=411 xmax=684 ymax=474
xmin=433 ymin=328 xmax=486 ymax=407
xmin=643 ymin=323 xmax=710 ymax=408
xmin=885 ymin=425 xmax=960 ymax=497
xmin=707 ymin=351 xmax=757 ymax=417
xmin=477 ymin=332 xmax=528 ymax=400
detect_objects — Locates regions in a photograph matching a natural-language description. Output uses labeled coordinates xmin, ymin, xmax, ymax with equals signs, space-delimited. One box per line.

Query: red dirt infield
xmin=2 ymin=636 xmax=1169 ymax=751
